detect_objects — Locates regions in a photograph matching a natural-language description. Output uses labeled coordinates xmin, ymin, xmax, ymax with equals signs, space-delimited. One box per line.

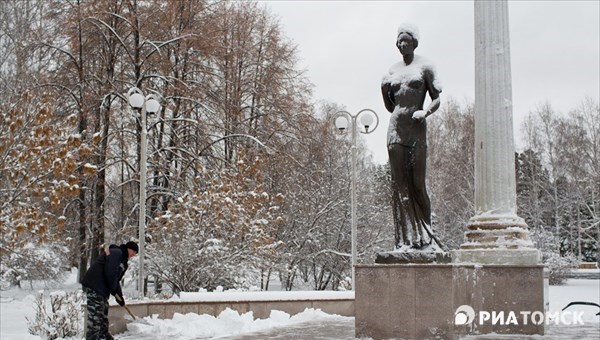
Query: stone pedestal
xmin=355 ymin=264 xmax=545 ymax=340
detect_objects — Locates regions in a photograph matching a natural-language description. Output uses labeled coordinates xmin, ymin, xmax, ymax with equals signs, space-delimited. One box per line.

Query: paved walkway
xmin=218 ymin=318 xmax=352 ymax=339
xmin=117 ymin=317 xmax=599 ymax=339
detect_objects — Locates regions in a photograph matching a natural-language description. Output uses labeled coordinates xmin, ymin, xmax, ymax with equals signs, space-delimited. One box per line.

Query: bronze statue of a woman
xmin=381 ymin=24 xmax=442 ymax=250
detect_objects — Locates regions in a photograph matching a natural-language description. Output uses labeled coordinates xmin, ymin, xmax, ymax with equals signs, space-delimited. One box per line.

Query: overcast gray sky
xmin=260 ymin=0 xmax=600 ymax=164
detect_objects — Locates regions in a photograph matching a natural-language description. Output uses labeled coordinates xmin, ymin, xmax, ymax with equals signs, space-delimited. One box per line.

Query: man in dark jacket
xmin=82 ymin=241 xmax=138 ymax=340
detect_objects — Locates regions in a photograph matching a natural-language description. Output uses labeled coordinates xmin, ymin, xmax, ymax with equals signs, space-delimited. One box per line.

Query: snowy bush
xmin=337 ymin=277 xmax=352 ymax=291
xmin=530 ymin=228 xmax=577 ymax=285
xmin=545 ymin=252 xmax=577 ymax=285
xmin=26 ymin=290 xmax=84 ymax=339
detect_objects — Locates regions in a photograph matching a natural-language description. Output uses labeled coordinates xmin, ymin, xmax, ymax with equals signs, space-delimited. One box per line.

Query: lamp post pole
xmin=138 ymin=104 xmax=147 ymax=296
xmin=350 ymin=116 xmax=358 ymax=291
xmin=334 ymin=109 xmax=379 ymax=290
xmin=128 ymin=88 xmax=160 ymax=297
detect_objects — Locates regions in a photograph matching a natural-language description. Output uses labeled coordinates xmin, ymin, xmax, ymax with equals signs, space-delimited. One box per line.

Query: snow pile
xmin=124 ymin=308 xmax=347 ymax=339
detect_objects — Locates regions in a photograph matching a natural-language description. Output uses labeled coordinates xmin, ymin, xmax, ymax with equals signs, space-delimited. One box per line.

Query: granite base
xmin=355 ymin=264 xmax=545 ymax=339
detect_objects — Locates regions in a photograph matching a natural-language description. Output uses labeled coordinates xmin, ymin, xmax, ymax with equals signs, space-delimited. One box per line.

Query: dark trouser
xmin=84 ymin=288 xmax=113 ymax=340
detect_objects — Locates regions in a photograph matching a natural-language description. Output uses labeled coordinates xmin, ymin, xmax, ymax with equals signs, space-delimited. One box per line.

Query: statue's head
xmin=396 ymin=24 xmax=419 ymax=53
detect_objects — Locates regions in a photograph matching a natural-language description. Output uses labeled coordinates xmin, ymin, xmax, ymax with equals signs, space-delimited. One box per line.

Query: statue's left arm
xmin=423 ymin=68 xmax=441 ymax=119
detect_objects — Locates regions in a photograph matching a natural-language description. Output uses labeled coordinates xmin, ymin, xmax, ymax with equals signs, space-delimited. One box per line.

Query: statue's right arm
xmin=381 ymin=82 xmax=394 ymax=113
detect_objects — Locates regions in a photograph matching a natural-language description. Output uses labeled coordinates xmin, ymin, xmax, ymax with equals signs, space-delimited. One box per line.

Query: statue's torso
xmin=387 ymin=106 xmax=427 ymax=148
xmin=382 ymin=56 xmax=434 ymax=147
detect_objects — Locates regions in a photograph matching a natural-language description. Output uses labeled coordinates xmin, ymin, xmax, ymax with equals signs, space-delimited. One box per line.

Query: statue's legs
xmin=389 ymin=144 xmax=410 ymax=248
xmin=389 ymin=144 xmax=432 ymax=248
xmin=409 ymin=146 xmax=431 ymax=227
xmin=391 ymin=187 xmax=409 ymax=247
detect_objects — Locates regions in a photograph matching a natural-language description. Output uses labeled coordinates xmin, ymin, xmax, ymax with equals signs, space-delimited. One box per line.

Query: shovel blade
xmin=124 ymin=313 xmax=152 ymax=325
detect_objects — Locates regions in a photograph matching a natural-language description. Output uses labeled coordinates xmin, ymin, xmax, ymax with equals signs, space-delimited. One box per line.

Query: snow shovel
xmin=115 ymin=295 xmax=151 ymax=325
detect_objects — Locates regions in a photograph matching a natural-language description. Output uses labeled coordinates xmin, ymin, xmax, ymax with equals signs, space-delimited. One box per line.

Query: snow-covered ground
xmin=119 ymin=308 xmax=350 ymax=339
xmin=1 ymin=270 xmax=598 ymax=340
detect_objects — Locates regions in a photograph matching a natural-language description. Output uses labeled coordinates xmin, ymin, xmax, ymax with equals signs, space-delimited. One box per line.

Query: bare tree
xmin=427 ymin=98 xmax=475 ymax=249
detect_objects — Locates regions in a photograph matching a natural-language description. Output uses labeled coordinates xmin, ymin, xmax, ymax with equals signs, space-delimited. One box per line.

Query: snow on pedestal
xmin=454 ymin=0 xmax=539 ymax=265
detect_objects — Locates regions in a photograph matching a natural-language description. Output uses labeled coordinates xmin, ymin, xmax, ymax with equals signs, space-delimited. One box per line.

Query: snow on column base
xmin=451 ymin=248 xmax=541 ymax=265
xmin=463 ymin=228 xmax=533 ymax=245
xmin=467 ymin=212 xmax=528 ymax=229
xmin=461 ymin=212 xmax=537 ymax=254
xmin=457 ymin=213 xmax=539 ymax=265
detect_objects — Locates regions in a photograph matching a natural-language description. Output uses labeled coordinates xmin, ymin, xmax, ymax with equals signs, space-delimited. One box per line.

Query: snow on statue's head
xmin=396 ymin=24 xmax=419 ymax=50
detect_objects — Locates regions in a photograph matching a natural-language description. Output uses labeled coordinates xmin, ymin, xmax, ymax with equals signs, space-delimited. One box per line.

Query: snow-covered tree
xmin=519 ymin=98 xmax=599 ymax=264
xmin=428 ymin=98 xmax=475 ymax=249
xmin=147 ymin=155 xmax=284 ymax=293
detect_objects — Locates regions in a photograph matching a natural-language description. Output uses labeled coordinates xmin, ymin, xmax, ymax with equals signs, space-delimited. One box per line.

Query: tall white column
xmin=454 ymin=0 xmax=539 ymax=265
xmin=474 ymin=0 xmax=515 ymax=215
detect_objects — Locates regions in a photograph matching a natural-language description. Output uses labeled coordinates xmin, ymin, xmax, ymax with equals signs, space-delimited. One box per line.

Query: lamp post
xmin=127 ymin=87 xmax=160 ymax=296
xmin=333 ymin=109 xmax=379 ymax=290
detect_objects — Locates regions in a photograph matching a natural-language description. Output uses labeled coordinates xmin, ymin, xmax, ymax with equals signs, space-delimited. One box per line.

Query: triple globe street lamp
xmin=333 ymin=109 xmax=379 ymax=290
xmin=127 ymin=87 xmax=161 ymax=296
